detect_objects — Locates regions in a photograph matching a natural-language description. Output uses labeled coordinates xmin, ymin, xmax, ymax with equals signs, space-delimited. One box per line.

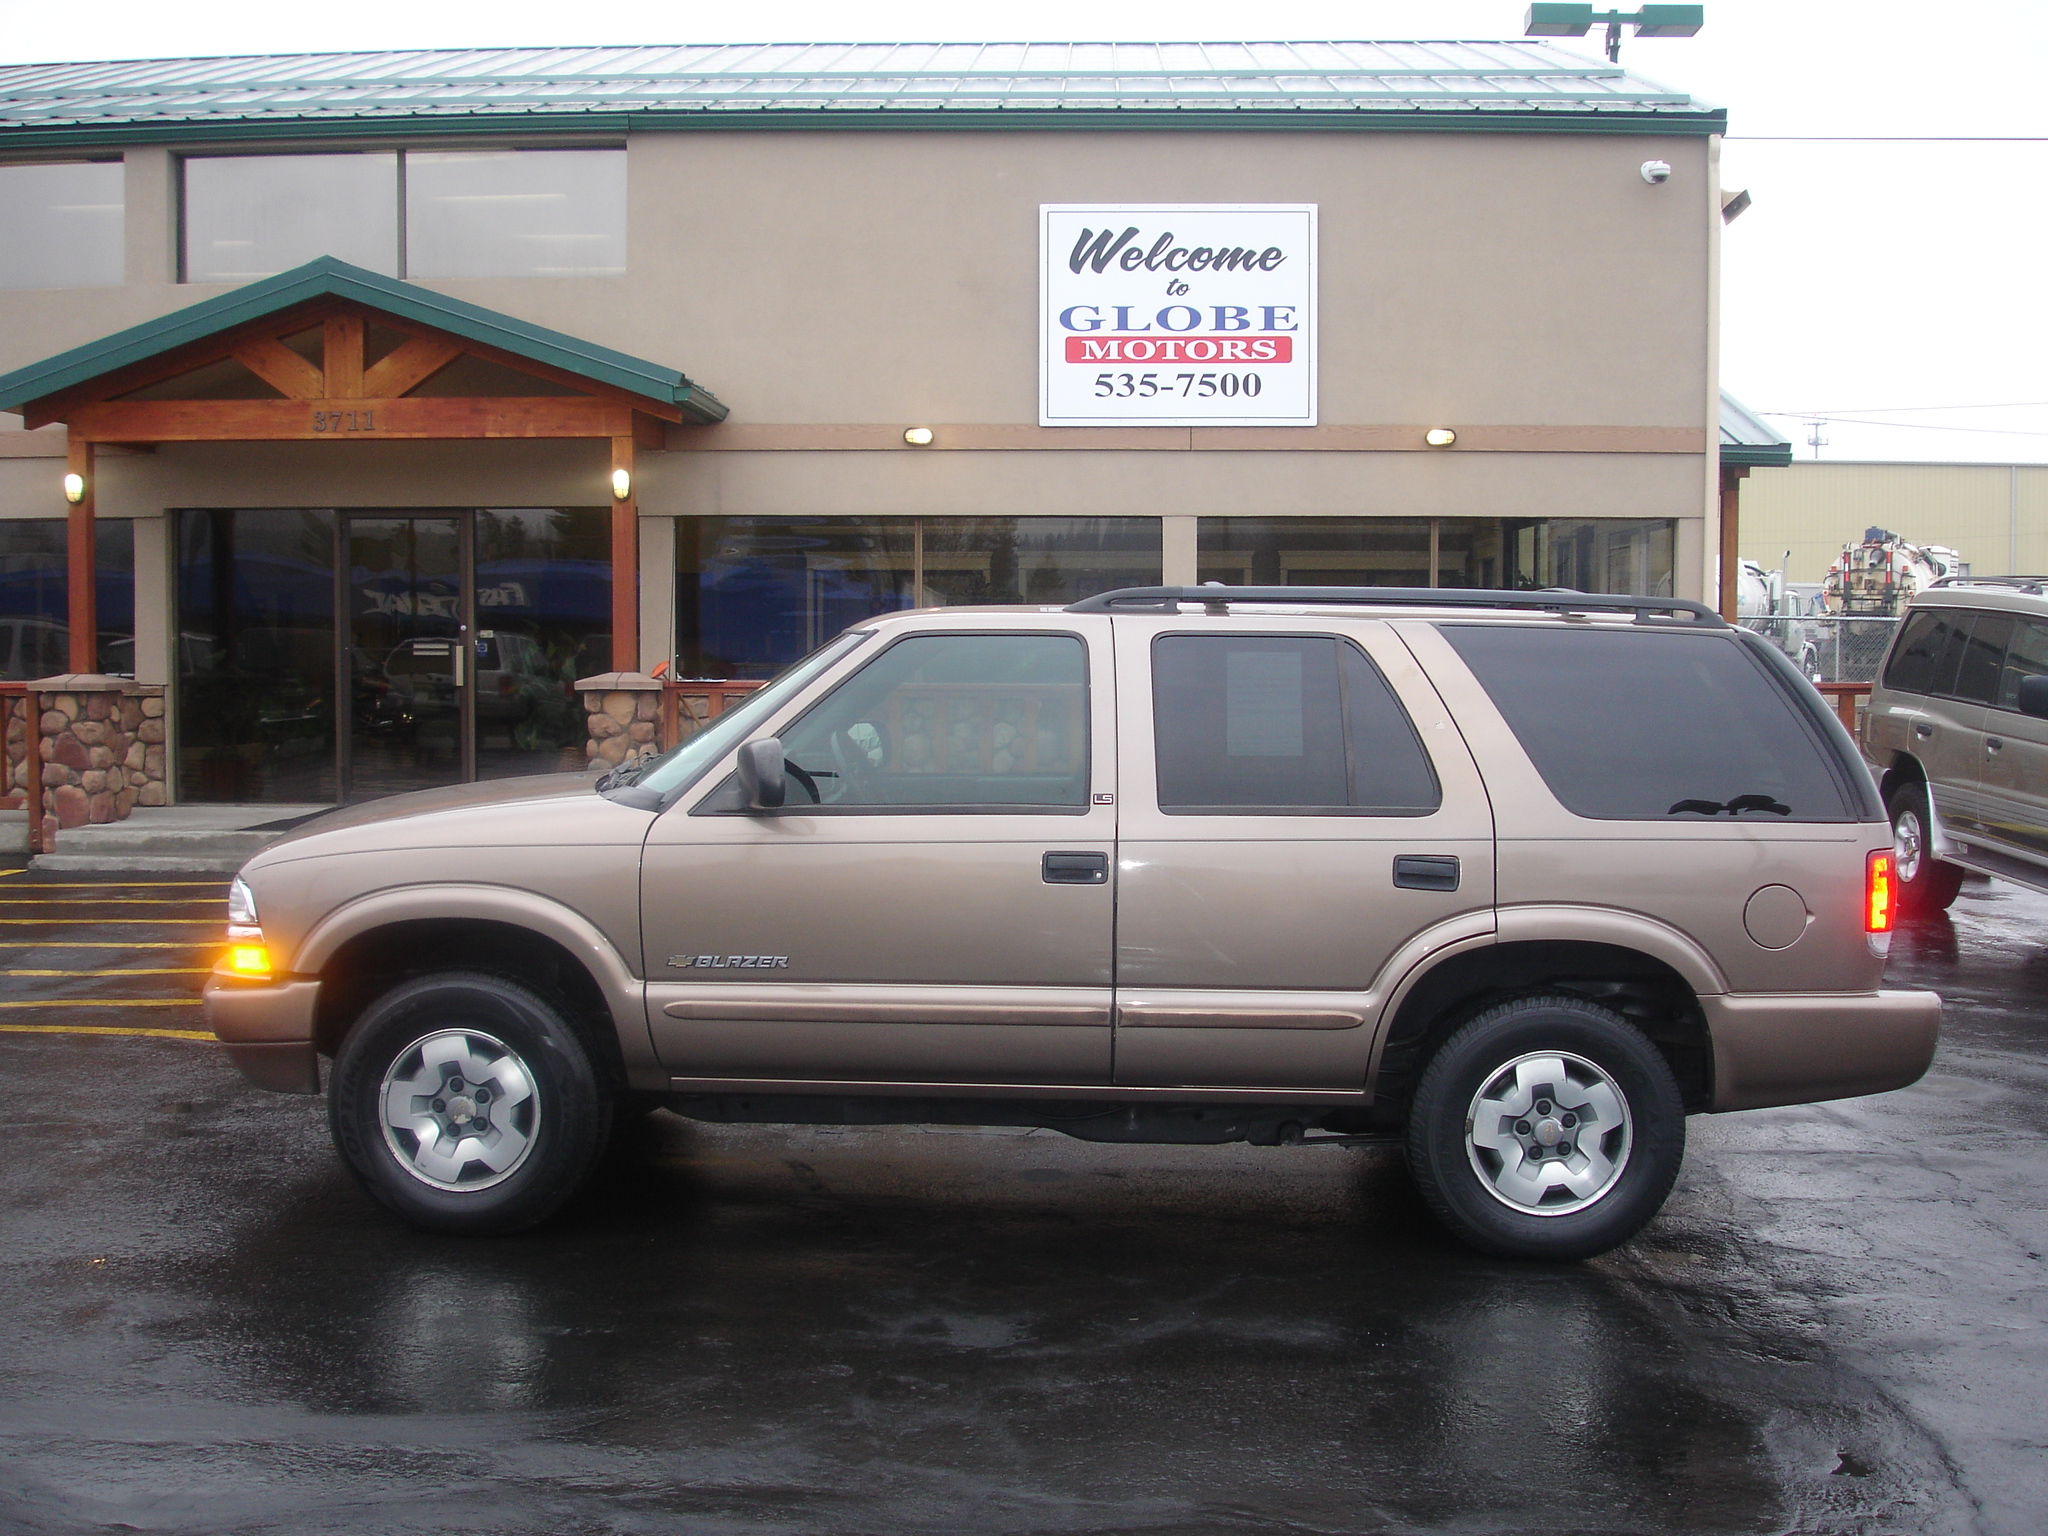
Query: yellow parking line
xmin=3 ymin=968 xmax=211 ymax=976
xmin=1 ymin=881 xmax=226 ymax=889
xmin=0 ymin=919 xmax=220 ymax=925
xmin=0 ymin=1023 xmax=213 ymax=1041
xmin=0 ymin=942 xmax=209 ymax=949
xmin=0 ymin=999 xmax=196 ymax=1007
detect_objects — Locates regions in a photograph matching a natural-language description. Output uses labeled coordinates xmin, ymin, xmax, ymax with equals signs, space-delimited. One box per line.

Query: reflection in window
xmin=778 ymin=633 xmax=1088 ymax=810
xmin=678 ymin=516 xmax=1161 ymax=679
xmin=183 ymin=154 xmax=399 ymax=282
xmin=1198 ymin=517 xmax=1675 ymax=596
xmin=407 ymin=152 xmax=626 ymax=279
xmin=471 ymin=508 xmax=611 ymax=780
xmin=0 ymin=518 xmax=134 ymax=678
xmin=175 ymin=508 xmax=337 ymax=803
xmin=0 ymin=161 xmax=123 ymax=289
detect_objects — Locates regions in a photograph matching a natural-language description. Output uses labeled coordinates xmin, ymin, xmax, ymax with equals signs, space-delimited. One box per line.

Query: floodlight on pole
xmin=1524 ymin=4 xmax=1703 ymax=62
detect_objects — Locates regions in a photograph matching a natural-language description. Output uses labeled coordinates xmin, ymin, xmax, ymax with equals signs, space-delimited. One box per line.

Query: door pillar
xmin=65 ymin=439 xmax=96 ymax=674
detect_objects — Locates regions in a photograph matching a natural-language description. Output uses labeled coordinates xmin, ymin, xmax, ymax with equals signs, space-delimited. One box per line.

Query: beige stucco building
xmin=1737 ymin=460 xmax=2048 ymax=584
xmin=0 ymin=41 xmax=1735 ymax=811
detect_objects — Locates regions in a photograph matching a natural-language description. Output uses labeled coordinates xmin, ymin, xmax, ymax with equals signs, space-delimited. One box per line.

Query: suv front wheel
xmin=1886 ymin=781 xmax=1965 ymax=914
xmin=1406 ymin=996 xmax=1685 ymax=1261
xmin=328 ymin=971 xmax=613 ymax=1234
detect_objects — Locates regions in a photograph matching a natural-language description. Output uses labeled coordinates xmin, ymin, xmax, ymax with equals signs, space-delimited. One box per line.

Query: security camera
xmin=1641 ymin=160 xmax=1672 ymax=184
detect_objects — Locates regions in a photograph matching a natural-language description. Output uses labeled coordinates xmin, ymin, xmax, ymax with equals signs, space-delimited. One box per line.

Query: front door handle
xmin=1393 ymin=854 xmax=1461 ymax=892
xmin=1043 ymin=850 xmax=1109 ymax=885
xmin=1987 ymin=737 xmax=2005 ymax=753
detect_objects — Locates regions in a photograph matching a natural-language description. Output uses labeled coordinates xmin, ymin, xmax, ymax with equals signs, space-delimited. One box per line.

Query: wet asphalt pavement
xmin=0 ymin=870 xmax=2044 ymax=1535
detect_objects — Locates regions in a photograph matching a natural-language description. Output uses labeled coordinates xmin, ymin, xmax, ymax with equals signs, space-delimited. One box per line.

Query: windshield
xmin=619 ymin=633 xmax=871 ymax=800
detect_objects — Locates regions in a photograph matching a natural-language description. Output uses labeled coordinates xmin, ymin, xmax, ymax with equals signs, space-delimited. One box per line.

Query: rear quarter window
xmin=1439 ymin=624 xmax=1859 ymax=822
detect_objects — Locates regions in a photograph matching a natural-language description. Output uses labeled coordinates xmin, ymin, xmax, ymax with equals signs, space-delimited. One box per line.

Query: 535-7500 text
xmin=1092 ymin=371 xmax=1264 ymax=399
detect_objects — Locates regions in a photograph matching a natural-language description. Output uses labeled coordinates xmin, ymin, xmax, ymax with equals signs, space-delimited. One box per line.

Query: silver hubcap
xmin=1894 ymin=808 xmax=1925 ymax=885
xmin=378 ymin=1029 xmax=540 ymax=1192
xmin=1465 ymin=1051 xmax=1633 ymax=1217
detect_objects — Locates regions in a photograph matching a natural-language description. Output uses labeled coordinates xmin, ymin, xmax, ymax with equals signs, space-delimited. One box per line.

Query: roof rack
xmin=1927 ymin=575 xmax=2048 ymax=594
xmin=1065 ymin=585 xmax=1728 ymax=627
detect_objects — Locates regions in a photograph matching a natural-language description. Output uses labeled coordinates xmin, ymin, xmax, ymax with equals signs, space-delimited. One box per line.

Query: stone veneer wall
xmin=6 ymin=679 xmax=168 ymax=850
xmin=576 ymin=674 xmax=663 ymax=773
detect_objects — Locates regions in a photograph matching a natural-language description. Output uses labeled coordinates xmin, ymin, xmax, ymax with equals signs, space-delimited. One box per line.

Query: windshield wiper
xmin=594 ymin=760 xmax=647 ymax=794
xmin=1668 ymin=794 xmax=1793 ymax=817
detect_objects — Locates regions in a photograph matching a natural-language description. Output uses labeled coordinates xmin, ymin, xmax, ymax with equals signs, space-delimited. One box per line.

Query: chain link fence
xmin=1739 ymin=615 xmax=1900 ymax=685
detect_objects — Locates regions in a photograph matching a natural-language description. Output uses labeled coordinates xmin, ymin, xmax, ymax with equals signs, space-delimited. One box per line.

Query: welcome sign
xmin=1040 ymin=204 xmax=1317 ymax=428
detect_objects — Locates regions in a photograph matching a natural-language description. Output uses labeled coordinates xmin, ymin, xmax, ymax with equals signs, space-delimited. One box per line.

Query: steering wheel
xmin=826 ymin=724 xmax=882 ymax=803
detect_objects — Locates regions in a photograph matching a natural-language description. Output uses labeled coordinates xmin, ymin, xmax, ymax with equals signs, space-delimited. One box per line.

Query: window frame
xmin=1148 ymin=629 xmax=1443 ymax=818
xmin=693 ymin=627 xmax=1096 ymax=818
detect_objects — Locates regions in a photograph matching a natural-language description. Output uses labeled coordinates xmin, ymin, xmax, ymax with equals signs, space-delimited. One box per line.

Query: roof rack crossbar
xmin=1928 ymin=575 xmax=2048 ymax=591
xmin=1064 ymin=585 xmax=1728 ymax=627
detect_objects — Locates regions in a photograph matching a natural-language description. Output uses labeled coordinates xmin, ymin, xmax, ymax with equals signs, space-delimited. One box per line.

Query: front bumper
xmin=1705 ymin=988 xmax=1941 ymax=1111
xmin=203 ymin=974 xmax=323 ymax=1095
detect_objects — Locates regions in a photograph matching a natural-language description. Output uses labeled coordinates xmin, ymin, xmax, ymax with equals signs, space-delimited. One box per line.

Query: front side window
xmin=0 ymin=160 xmax=123 ymax=290
xmin=1882 ymin=611 xmax=1947 ymax=695
xmin=1996 ymin=620 xmax=2048 ymax=711
xmin=1441 ymin=624 xmax=1856 ymax=822
xmin=1951 ymin=613 xmax=2013 ymax=705
xmin=773 ymin=633 xmax=1088 ymax=811
xmin=1152 ymin=634 xmax=1440 ymax=815
xmin=182 ymin=149 xmax=625 ymax=282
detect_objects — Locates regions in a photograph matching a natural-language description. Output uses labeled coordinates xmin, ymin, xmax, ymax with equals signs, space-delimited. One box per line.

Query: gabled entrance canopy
xmin=0 ymin=256 xmax=727 ymax=673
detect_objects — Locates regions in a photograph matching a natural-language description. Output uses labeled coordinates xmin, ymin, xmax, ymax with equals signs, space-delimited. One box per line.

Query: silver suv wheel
xmin=378 ymin=1027 xmax=541 ymax=1192
xmin=1464 ymin=1050 xmax=1633 ymax=1216
xmin=1893 ymin=805 xmax=1926 ymax=884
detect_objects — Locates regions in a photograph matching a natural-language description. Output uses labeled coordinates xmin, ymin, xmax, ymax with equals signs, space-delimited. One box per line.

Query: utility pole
xmin=1805 ymin=418 xmax=1829 ymax=460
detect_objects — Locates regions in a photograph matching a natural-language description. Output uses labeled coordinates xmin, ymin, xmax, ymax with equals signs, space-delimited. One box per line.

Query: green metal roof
xmin=1721 ymin=390 xmax=1793 ymax=469
xmin=0 ymin=41 xmax=1725 ymax=148
xmin=0 ymin=255 xmax=728 ymax=421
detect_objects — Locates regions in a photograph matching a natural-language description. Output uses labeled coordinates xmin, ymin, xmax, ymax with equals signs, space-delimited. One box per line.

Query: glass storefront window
xmin=406 ymin=151 xmax=627 ymax=280
xmin=677 ymin=516 xmax=1162 ymax=679
xmin=1198 ymin=517 xmax=1674 ymax=596
xmin=0 ymin=160 xmax=123 ymax=290
xmin=176 ymin=509 xmax=337 ymax=803
xmin=0 ymin=518 xmax=134 ymax=678
xmin=183 ymin=154 xmax=400 ymax=282
xmin=470 ymin=507 xmax=611 ymax=780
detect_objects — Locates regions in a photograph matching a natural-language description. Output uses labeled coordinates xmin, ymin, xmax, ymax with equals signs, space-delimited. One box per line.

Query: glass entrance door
xmin=345 ymin=514 xmax=469 ymax=800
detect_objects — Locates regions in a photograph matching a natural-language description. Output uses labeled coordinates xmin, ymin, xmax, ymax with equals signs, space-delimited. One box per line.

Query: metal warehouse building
xmin=0 ymin=41 xmax=1739 ymax=821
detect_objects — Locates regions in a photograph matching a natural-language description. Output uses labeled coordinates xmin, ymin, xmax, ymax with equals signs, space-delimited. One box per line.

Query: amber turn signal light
xmin=217 ymin=943 xmax=272 ymax=979
xmin=1865 ymin=849 xmax=1895 ymax=934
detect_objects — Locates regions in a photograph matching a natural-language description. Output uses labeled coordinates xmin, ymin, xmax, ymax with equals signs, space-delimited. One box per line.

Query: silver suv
xmin=206 ymin=587 xmax=1940 ymax=1261
xmin=1861 ymin=576 xmax=2048 ymax=911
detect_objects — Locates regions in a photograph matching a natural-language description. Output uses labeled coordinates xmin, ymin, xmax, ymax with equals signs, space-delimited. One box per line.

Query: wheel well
xmin=1877 ymin=753 xmax=1923 ymax=807
xmin=1362 ymin=941 xmax=1712 ymax=1127
xmin=312 ymin=919 xmax=623 ymax=1090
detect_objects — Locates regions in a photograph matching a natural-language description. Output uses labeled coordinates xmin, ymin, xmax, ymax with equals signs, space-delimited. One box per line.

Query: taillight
xmin=1866 ymin=849 xmax=1895 ymax=934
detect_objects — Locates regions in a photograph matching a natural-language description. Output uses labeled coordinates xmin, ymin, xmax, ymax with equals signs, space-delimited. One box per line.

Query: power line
xmin=1760 ymin=417 xmax=2048 ymax=439
xmin=1726 ymin=135 xmax=2048 ymax=142
xmin=1760 ymin=402 xmax=2048 ymax=415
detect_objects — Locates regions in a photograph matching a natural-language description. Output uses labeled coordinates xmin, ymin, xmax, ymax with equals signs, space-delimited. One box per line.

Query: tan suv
xmin=205 ymin=587 xmax=1939 ymax=1261
xmin=1861 ymin=577 xmax=2048 ymax=912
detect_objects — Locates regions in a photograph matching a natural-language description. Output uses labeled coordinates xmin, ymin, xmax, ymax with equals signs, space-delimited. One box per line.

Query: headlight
xmin=227 ymin=876 xmax=259 ymax=930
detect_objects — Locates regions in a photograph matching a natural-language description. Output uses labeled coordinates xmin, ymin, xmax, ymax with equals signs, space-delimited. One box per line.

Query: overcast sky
xmin=2 ymin=0 xmax=2041 ymax=464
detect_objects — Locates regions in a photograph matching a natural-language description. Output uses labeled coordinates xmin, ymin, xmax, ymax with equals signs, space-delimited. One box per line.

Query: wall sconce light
xmin=62 ymin=472 xmax=86 ymax=504
xmin=903 ymin=427 xmax=935 ymax=446
xmin=1424 ymin=428 xmax=1458 ymax=448
xmin=610 ymin=467 xmax=632 ymax=500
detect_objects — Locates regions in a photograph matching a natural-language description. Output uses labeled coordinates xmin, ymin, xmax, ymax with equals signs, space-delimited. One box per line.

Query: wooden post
xmin=1718 ymin=464 xmax=1748 ymax=620
xmin=321 ymin=315 xmax=364 ymax=397
xmin=66 ymin=438 xmax=96 ymax=674
xmin=610 ymin=435 xmax=639 ymax=672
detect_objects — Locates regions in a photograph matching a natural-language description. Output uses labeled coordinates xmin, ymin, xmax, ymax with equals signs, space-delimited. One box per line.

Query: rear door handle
xmin=1914 ymin=723 xmax=1935 ymax=738
xmin=1987 ymin=737 xmax=2005 ymax=753
xmin=1393 ymin=855 xmax=1460 ymax=892
xmin=1043 ymin=850 xmax=1109 ymax=885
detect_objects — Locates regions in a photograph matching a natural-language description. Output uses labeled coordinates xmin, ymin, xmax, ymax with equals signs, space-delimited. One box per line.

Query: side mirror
xmin=735 ymin=737 xmax=786 ymax=810
xmin=2017 ymin=675 xmax=2048 ymax=720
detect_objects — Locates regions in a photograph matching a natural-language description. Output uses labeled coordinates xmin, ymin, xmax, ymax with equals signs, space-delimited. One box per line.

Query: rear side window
xmin=1952 ymin=613 xmax=2013 ymax=705
xmin=1440 ymin=625 xmax=1856 ymax=821
xmin=1882 ymin=611 xmax=1950 ymax=694
xmin=1996 ymin=620 xmax=2048 ymax=711
xmin=1152 ymin=634 xmax=1441 ymax=815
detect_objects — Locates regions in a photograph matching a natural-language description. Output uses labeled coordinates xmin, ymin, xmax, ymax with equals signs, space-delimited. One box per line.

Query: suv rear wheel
xmin=1886 ymin=781 xmax=1965 ymax=914
xmin=328 ymin=971 xmax=612 ymax=1234
xmin=1406 ymin=995 xmax=1684 ymax=1261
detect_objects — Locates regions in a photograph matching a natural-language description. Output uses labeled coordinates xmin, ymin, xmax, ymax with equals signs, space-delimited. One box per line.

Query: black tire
xmin=1886 ymin=781 xmax=1965 ymax=915
xmin=1405 ymin=995 xmax=1685 ymax=1261
xmin=328 ymin=971 xmax=613 ymax=1235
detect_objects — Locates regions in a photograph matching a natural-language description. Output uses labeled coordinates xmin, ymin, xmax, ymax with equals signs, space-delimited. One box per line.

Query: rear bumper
xmin=203 ymin=974 xmax=322 ymax=1095
xmin=1705 ymin=988 xmax=1941 ymax=1111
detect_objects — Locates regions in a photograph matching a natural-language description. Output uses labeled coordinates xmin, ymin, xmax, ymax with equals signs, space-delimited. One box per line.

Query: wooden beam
xmin=1719 ymin=464 xmax=1748 ymax=620
xmin=611 ymin=435 xmax=638 ymax=672
xmin=67 ymin=396 xmax=637 ymax=442
xmin=369 ymin=310 xmax=688 ymax=422
xmin=66 ymin=439 xmax=95 ymax=674
xmin=631 ymin=410 xmax=667 ymax=451
xmin=230 ymin=338 xmax=325 ymax=400
xmin=322 ymin=316 xmax=365 ymax=399
xmin=361 ymin=335 xmax=463 ymax=398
